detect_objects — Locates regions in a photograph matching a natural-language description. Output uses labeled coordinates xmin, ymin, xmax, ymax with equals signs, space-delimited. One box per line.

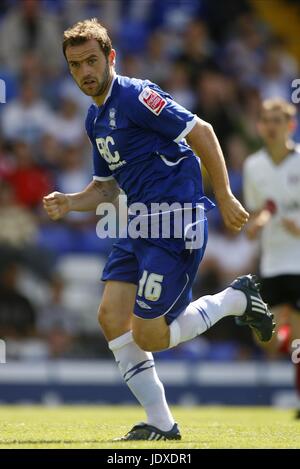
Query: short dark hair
xmin=63 ymin=18 xmax=112 ymax=59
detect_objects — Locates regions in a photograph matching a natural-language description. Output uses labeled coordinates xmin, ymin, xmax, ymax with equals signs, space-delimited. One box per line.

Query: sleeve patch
xmin=138 ymin=86 xmax=167 ymax=116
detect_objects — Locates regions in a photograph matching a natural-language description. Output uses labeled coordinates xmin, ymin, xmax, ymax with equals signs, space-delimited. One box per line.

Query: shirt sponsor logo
xmin=138 ymin=86 xmax=167 ymax=116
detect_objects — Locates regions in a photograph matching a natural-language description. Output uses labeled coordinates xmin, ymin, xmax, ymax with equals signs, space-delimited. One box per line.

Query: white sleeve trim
xmin=174 ymin=115 xmax=197 ymax=144
xmin=93 ymin=175 xmax=114 ymax=181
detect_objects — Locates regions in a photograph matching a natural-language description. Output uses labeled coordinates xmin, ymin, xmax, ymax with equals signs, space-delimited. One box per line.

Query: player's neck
xmin=266 ymin=140 xmax=294 ymax=165
xmin=93 ymin=71 xmax=115 ymax=107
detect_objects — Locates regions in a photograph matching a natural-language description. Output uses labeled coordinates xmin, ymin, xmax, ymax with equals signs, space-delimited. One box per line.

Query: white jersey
xmin=243 ymin=146 xmax=300 ymax=277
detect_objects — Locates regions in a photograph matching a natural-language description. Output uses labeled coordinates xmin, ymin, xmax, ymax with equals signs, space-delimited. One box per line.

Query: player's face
xmin=257 ymin=109 xmax=293 ymax=146
xmin=66 ymin=39 xmax=115 ymax=97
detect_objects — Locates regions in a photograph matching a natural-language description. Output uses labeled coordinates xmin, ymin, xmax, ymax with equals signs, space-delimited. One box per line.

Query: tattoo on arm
xmin=93 ymin=181 xmax=119 ymax=201
xmin=94 ymin=185 xmax=110 ymax=198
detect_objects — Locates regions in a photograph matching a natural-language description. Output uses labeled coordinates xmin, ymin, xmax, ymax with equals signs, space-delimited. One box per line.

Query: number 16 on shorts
xmin=138 ymin=270 xmax=163 ymax=302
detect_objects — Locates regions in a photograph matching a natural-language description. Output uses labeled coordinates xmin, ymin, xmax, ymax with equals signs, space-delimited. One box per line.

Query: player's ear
xmin=109 ymin=49 xmax=116 ymax=67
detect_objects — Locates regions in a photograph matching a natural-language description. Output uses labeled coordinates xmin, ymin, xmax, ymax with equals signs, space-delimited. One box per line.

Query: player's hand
xmin=217 ymin=193 xmax=249 ymax=233
xmin=282 ymin=218 xmax=300 ymax=237
xmin=43 ymin=191 xmax=71 ymax=221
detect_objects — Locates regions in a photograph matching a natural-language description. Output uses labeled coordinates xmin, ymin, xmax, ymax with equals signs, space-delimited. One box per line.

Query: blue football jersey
xmin=85 ymin=74 xmax=213 ymax=212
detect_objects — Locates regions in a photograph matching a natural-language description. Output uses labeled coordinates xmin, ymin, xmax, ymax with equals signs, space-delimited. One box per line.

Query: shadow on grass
xmin=0 ymin=439 xmax=101 ymax=445
xmin=0 ymin=437 xmax=206 ymax=446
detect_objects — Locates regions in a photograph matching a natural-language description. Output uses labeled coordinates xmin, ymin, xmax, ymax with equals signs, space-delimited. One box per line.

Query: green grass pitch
xmin=0 ymin=405 xmax=298 ymax=449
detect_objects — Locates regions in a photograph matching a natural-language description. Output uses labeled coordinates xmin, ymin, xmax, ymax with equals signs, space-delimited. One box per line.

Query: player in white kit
xmin=244 ymin=98 xmax=300 ymax=417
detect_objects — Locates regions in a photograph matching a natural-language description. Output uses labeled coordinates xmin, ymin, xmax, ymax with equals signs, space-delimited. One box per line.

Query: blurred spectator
xmin=0 ymin=0 xmax=62 ymax=74
xmin=19 ymin=52 xmax=42 ymax=85
xmin=119 ymin=54 xmax=143 ymax=81
xmin=48 ymin=97 xmax=84 ymax=146
xmin=0 ymin=178 xmax=37 ymax=246
xmin=0 ymin=260 xmax=50 ymax=361
xmin=0 ymin=261 xmax=36 ymax=339
xmin=6 ymin=140 xmax=53 ymax=209
xmin=0 ymin=139 xmax=15 ymax=177
xmin=236 ymin=87 xmax=262 ymax=152
xmin=258 ymin=46 xmax=295 ymax=100
xmin=1 ymin=78 xmax=55 ymax=144
xmin=37 ymin=278 xmax=78 ymax=359
xmin=194 ymin=70 xmax=239 ymax=146
xmin=58 ymin=76 xmax=92 ymax=117
xmin=203 ymin=0 xmax=252 ymax=42
xmin=0 ymin=179 xmax=57 ymax=282
xmin=223 ymin=12 xmax=265 ymax=86
xmin=39 ymin=134 xmax=62 ymax=170
xmin=165 ymin=61 xmax=195 ymax=109
xmin=63 ymin=0 xmax=121 ymax=37
xmin=175 ymin=19 xmax=215 ymax=84
xmin=139 ymin=31 xmax=170 ymax=86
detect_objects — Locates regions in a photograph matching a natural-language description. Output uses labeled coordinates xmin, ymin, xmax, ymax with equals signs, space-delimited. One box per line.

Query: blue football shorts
xmin=101 ymin=218 xmax=208 ymax=325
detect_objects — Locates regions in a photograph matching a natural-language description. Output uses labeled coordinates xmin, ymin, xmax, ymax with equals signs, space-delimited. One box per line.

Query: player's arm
xmin=245 ymin=209 xmax=272 ymax=240
xmin=43 ymin=179 xmax=120 ymax=221
xmin=242 ymin=160 xmax=274 ymax=239
xmin=186 ymin=117 xmax=249 ymax=232
xmin=245 ymin=199 xmax=277 ymax=239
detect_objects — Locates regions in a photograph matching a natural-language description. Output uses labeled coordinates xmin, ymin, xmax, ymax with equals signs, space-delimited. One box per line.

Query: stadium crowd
xmin=0 ymin=0 xmax=299 ymax=361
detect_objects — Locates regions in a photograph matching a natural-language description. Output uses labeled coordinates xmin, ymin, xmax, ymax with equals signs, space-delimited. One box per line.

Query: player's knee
xmin=132 ymin=329 xmax=166 ymax=352
xmin=98 ymin=303 xmax=111 ymax=331
xmin=98 ymin=302 xmax=132 ymax=340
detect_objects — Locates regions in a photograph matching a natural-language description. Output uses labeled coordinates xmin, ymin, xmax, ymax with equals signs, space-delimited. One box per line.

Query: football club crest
xmin=109 ymin=107 xmax=117 ymax=129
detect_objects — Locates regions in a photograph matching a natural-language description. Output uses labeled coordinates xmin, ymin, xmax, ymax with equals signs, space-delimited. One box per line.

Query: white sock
xmin=169 ymin=287 xmax=247 ymax=347
xmin=109 ymin=331 xmax=175 ymax=431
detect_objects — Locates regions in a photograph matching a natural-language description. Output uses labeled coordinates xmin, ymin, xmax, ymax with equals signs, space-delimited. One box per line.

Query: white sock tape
xmin=109 ymin=331 xmax=133 ymax=351
xmin=169 ymin=320 xmax=181 ymax=348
